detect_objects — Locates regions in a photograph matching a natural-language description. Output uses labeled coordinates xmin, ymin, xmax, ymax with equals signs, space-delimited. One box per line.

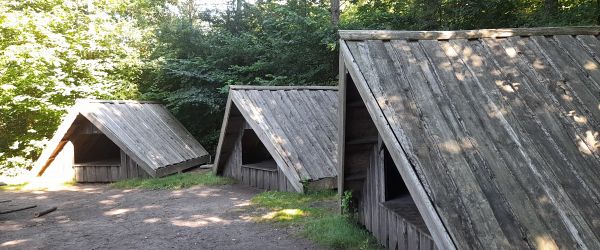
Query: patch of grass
xmin=111 ymin=171 xmax=235 ymax=190
xmin=0 ymin=182 xmax=29 ymax=191
xmin=303 ymin=215 xmax=380 ymax=250
xmin=250 ymin=191 xmax=381 ymax=249
xmin=0 ymin=180 xmax=75 ymax=191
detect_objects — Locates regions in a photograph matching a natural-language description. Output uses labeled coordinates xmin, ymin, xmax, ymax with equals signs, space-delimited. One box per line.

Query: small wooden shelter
xmin=213 ymin=85 xmax=338 ymax=192
xmin=338 ymin=26 xmax=600 ymax=249
xmin=32 ymin=99 xmax=210 ymax=182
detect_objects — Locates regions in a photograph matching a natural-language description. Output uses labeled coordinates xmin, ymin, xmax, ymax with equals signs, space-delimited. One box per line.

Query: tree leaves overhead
xmin=0 ymin=0 xmax=145 ymax=175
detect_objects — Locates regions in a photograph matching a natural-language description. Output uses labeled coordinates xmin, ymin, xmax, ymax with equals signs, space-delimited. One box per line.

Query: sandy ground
xmin=0 ymin=184 xmax=323 ymax=250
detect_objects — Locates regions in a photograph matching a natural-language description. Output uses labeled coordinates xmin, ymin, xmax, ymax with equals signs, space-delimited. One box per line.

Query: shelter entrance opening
xmin=381 ymin=145 xmax=428 ymax=232
xmin=241 ymin=129 xmax=276 ymax=170
xmin=72 ymin=121 xmax=120 ymax=166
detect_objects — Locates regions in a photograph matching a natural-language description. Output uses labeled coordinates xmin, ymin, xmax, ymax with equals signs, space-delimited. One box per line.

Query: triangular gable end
xmin=338 ymin=63 xmax=454 ymax=249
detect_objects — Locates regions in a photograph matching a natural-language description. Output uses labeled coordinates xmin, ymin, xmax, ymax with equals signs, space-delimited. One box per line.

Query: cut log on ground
xmin=34 ymin=207 xmax=57 ymax=218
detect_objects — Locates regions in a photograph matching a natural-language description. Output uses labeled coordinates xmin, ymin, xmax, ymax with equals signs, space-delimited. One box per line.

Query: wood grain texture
xmin=340 ymin=27 xmax=600 ymax=249
xmin=214 ymin=86 xmax=339 ymax=192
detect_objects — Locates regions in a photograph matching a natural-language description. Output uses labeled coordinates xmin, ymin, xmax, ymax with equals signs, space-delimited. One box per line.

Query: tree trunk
xmin=544 ymin=0 xmax=559 ymax=15
xmin=331 ymin=0 xmax=340 ymax=26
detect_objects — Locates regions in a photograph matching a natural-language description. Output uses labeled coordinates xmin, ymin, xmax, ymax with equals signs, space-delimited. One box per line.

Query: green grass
xmin=0 ymin=180 xmax=76 ymax=191
xmin=111 ymin=171 xmax=235 ymax=190
xmin=0 ymin=182 xmax=29 ymax=191
xmin=251 ymin=191 xmax=381 ymax=250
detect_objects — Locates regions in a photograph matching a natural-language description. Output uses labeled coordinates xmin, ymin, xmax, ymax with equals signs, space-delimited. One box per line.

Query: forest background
xmin=1 ymin=0 xmax=598 ymax=175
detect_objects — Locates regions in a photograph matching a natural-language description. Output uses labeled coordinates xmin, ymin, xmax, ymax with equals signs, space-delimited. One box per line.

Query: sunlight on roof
xmin=584 ymin=61 xmax=597 ymax=70
xmin=495 ymin=80 xmax=515 ymax=93
xmin=505 ymin=47 xmax=518 ymax=58
xmin=561 ymin=93 xmax=573 ymax=102
xmin=533 ymin=59 xmax=546 ymax=70
xmin=439 ymin=138 xmax=476 ymax=154
xmin=1 ymin=239 xmax=30 ymax=247
xmin=535 ymin=235 xmax=558 ymax=250
xmin=442 ymin=43 xmax=459 ymax=57
xmin=576 ymin=130 xmax=599 ymax=155
xmin=567 ymin=110 xmax=588 ymax=124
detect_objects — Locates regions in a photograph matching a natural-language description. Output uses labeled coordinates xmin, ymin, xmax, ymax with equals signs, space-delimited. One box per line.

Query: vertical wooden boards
xmin=222 ymin=130 xmax=243 ymax=179
xmin=353 ymin=137 xmax=436 ymax=250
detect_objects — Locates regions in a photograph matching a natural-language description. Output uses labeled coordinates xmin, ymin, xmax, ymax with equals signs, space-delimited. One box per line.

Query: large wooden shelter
xmin=338 ymin=26 xmax=600 ymax=250
xmin=32 ymin=99 xmax=210 ymax=182
xmin=213 ymin=85 xmax=338 ymax=193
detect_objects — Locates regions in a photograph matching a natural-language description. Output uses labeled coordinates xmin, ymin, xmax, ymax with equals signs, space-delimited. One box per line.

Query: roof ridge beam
xmin=339 ymin=26 xmax=600 ymax=41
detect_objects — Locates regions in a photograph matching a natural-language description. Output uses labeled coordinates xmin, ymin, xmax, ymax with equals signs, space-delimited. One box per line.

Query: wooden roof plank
xmin=450 ymin=38 xmax=584 ymax=248
xmin=277 ymin=90 xmax=334 ymax=178
xmin=94 ymin=102 xmax=169 ymax=167
xmin=254 ymin=90 xmax=315 ymax=179
xmin=339 ymin=26 xmax=600 ymax=41
xmin=531 ymin=36 xmax=600 ymax=123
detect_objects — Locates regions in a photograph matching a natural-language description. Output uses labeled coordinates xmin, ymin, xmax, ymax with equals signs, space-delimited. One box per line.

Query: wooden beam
xmin=229 ymin=85 xmax=338 ymax=91
xmin=213 ymin=93 xmax=236 ymax=174
xmin=339 ymin=26 xmax=600 ymax=41
xmin=156 ymin=154 xmax=211 ymax=177
xmin=337 ymin=45 xmax=348 ymax=199
xmin=347 ymin=136 xmax=379 ymax=145
xmin=340 ymin=40 xmax=457 ymax=249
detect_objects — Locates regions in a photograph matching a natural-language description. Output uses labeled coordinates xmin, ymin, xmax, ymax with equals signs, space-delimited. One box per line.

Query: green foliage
xmin=251 ymin=190 xmax=336 ymax=210
xmin=341 ymin=190 xmax=354 ymax=215
xmin=251 ymin=190 xmax=380 ymax=249
xmin=341 ymin=0 xmax=599 ymax=30
xmin=303 ymin=215 xmax=382 ymax=250
xmin=110 ymin=171 xmax=235 ymax=190
xmin=0 ymin=0 xmax=146 ymax=175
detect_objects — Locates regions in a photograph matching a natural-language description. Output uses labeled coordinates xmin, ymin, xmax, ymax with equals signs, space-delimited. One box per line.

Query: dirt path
xmin=0 ymin=184 xmax=323 ymax=250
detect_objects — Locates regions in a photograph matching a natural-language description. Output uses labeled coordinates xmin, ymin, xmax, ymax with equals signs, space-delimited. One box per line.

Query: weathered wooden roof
xmin=214 ymin=86 xmax=339 ymax=192
xmin=340 ymin=26 xmax=600 ymax=249
xmin=33 ymin=99 xmax=210 ymax=177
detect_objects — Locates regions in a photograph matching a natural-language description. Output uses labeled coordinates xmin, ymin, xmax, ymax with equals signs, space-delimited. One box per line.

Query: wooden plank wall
xmin=359 ymin=143 xmax=437 ymax=250
xmin=240 ymin=166 xmax=284 ymax=191
xmin=222 ymin=130 xmax=243 ymax=180
xmin=74 ymin=149 xmax=150 ymax=182
xmin=222 ymin=129 xmax=297 ymax=192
